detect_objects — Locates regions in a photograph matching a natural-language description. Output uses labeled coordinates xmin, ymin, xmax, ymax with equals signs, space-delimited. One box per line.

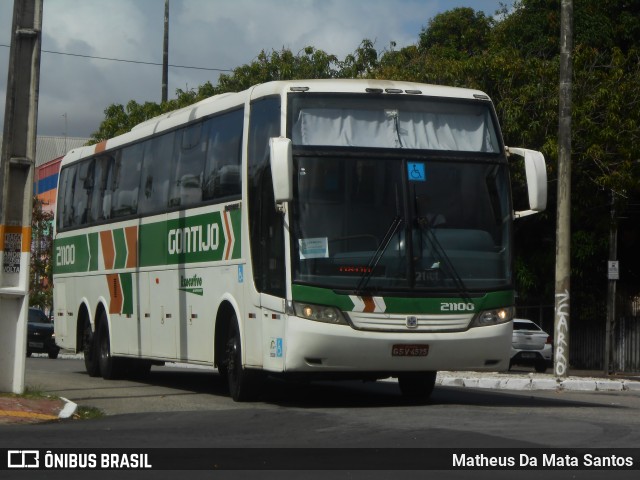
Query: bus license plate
xmin=392 ymin=344 xmax=429 ymax=357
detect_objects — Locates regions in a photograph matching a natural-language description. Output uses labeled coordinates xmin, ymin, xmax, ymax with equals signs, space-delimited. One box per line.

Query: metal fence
xmin=614 ymin=316 xmax=640 ymax=373
xmin=516 ymin=304 xmax=640 ymax=373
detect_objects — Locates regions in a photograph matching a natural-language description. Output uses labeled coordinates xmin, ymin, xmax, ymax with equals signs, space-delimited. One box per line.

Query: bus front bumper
xmin=283 ymin=316 xmax=512 ymax=373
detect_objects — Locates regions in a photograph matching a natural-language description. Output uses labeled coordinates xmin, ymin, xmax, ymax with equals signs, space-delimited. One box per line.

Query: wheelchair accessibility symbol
xmin=407 ymin=162 xmax=426 ymax=182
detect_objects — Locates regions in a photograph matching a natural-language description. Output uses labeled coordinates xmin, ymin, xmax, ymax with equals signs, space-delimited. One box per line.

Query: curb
xmin=436 ymin=372 xmax=640 ymax=393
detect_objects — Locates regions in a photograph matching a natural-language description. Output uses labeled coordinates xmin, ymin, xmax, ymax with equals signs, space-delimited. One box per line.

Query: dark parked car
xmin=27 ymin=307 xmax=60 ymax=359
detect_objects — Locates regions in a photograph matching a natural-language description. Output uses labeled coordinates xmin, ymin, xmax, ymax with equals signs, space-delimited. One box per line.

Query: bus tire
xmin=83 ymin=319 xmax=101 ymax=377
xmin=225 ymin=316 xmax=263 ymax=402
xmin=398 ymin=371 xmax=437 ymax=402
xmin=97 ymin=314 xmax=125 ymax=380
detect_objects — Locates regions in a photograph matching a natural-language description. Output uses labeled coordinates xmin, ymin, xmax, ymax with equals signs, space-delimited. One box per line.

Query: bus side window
xmin=203 ymin=109 xmax=243 ymax=201
xmin=248 ymin=96 xmax=284 ymax=297
xmin=89 ymin=154 xmax=114 ymax=223
xmin=169 ymin=123 xmax=206 ymax=208
xmin=72 ymin=159 xmax=93 ymax=227
xmin=138 ymin=132 xmax=174 ymax=215
xmin=57 ymin=165 xmax=77 ymax=230
xmin=110 ymin=144 xmax=143 ymax=218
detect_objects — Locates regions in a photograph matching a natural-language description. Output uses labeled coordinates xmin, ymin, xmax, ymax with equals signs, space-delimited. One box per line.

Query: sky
xmin=0 ymin=0 xmax=510 ymax=139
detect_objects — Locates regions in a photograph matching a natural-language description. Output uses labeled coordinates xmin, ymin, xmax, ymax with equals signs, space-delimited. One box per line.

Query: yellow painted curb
xmin=0 ymin=409 xmax=58 ymax=420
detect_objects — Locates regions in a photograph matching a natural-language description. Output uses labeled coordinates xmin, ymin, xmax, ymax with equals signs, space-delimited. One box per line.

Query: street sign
xmin=608 ymin=260 xmax=619 ymax=280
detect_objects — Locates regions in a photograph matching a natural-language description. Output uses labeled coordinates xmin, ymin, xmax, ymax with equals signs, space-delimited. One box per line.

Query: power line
xmin=0 ymin=43 xmax=233 ymax=72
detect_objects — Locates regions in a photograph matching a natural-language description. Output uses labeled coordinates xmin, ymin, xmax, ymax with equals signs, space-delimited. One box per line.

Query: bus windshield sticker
xmin=408 ymin=162 xmax=426 ymax=182
xmin=299 ymin=237 xmax=329 ymax=259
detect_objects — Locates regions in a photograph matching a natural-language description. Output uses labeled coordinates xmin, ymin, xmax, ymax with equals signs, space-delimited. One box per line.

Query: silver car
xmin=509 ymin=318 xmax=553 ymax=373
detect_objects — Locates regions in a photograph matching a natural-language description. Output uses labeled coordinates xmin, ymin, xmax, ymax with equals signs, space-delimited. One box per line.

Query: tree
xmin=418 ymin=7 xmax=492 ymax=58
xmin=30 ymin=198 xmax=54 ymax=311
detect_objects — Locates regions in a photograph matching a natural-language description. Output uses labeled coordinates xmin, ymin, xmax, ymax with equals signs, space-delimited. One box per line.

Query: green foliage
xmin=30 ymin=198 xmax=54 ymax=311
xmin=418 ymin=7 xmax=492 ymax=59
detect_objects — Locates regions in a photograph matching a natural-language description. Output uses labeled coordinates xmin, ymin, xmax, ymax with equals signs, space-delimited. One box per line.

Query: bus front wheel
xmin=225 ymin=316 xmax=263 ymax=401
xmin=397 ymin=371 xmax=437 ymax=402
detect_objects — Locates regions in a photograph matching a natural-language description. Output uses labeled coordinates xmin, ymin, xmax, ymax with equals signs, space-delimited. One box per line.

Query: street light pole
xmin=162 ymin=0 xmax=169 ymax=103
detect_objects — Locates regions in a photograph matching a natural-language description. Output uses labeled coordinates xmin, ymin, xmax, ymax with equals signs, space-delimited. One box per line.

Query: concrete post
xmin=554 ymin=0 xmax=573 ymax=378
xmin=0 ymin=0 xmax=43 ymax=393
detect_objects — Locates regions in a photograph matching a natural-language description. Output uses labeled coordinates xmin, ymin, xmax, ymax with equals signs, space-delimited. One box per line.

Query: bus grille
xmin=346 ymin=312 xmax=474 ymax=332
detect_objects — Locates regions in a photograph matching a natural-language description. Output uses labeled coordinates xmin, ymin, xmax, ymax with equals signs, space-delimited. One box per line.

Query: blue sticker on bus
xmin=408 ymin=162 xmax=426 ymax=182
xmin=238 ymin=265 xmax=244 ymax=283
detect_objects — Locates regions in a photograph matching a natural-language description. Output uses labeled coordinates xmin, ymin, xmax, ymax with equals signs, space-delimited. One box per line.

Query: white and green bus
xmin=53 ymin=79 xmax=547 ymax=401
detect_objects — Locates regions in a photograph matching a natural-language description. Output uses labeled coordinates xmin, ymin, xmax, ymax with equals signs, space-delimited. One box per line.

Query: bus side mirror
xmin=269 ymin=137 xmax=293 ymax=207
xmin=508 ymin=147 xmax=547 ymax=218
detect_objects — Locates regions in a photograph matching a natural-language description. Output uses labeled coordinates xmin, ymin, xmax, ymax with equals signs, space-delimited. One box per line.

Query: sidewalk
xmin=1 ymin=369 xmax=639 ymax=425
xmin=0 ymin=395 xmax=77 ymax=425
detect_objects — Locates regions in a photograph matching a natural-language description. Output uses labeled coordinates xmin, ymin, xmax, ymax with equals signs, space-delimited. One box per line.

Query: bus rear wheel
xmin=225 ymin=316 xmax=263 ymax=401
xmin=397 ymin=371 xmax=437 ymax=402
xmin=83 ymin=319 xmax=101 ymax=377
xmin=97 ymin=315 xmax=125 ymax=380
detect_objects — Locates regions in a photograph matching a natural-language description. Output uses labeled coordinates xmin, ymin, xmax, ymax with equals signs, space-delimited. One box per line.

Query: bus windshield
xmin=290 ymin=156 xmax=512 ymax=293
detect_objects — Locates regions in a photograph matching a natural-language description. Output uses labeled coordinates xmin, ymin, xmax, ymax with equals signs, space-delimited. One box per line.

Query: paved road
xmin=1 ymin=355 xmax=639 ymax=480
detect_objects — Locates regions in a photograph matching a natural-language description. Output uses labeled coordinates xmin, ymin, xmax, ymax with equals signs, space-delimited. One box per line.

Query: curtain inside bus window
xmin=291 ymin=102 xmax=498 ymax=152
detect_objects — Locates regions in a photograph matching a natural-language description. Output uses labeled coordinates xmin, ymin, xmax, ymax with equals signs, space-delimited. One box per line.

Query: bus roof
xmin=60 ymin=79 xmax=491 ymax=167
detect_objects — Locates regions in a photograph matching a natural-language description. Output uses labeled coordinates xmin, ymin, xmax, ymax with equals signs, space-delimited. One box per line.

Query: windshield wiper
xmin=355 ymin=215 xmax=403 ymax=294
xmin=414 ymin=201 xmax=472 ymax=303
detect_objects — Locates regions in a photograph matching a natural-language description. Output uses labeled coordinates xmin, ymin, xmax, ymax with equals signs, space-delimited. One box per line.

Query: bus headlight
xmin=293 ymin=302 xmax=347 ymax=325
xmin=471 ymin=306 xmax=514 ymax=328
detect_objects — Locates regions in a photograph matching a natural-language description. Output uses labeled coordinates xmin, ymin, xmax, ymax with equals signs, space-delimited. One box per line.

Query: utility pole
xmin=554 ymin=0 xmax=573 ymax=378
xmin=162 ymin=0 xmax=169 ymax=103
xmin=604 ymin=192 xmax=618 ymax=373
xmin=0 ymin=0 xmax=43 ymax=394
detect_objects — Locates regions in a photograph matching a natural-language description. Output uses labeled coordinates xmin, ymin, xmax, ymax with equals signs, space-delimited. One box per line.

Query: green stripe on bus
xmin=120 ymin=273 xmax=133 ymax=315
xmin=291 ymin=284 xmax=355 ymax=311
xmin=89 ymin=232 xmax=99 ymax=271
xmin=53 ymin=236 xmax=90 ymax=274
xmin=139 ymin=211 xmax=236 ymax=267
xmin=230 ymin=208 xmax=241 ymax=259
xmin=113 ymin=228 xmax=127 ymax=269
xmin=55 ymin=209 xmax=242 ymax=274
xmin=291 ymin=284 xmax=515 ymax=314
